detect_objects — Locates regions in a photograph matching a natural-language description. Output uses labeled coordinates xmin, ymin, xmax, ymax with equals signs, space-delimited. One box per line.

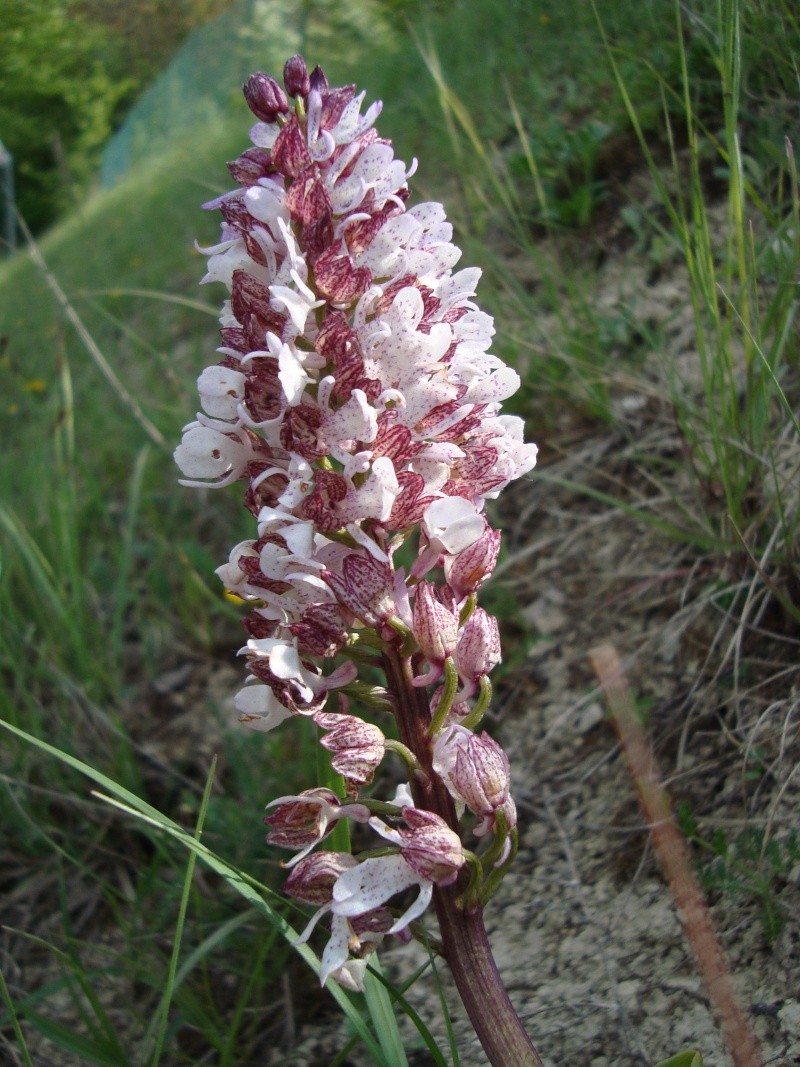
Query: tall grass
xmin=596 ymin=0 xmax=800 ymax=579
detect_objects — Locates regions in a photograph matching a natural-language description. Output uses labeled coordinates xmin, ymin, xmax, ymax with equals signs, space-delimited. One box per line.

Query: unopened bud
xmin=243 ymin=72 xmax=289 ymax=123
xmin=445 ymin=525 xmax=501 ymax=597
xmin=413 ymin=580 xmax=459 ymax=665
xmin=455 ymin=608 xmax=501 ymax=689
xmin=284 ymin=54 xmax=311 ymax=98
xmin=309 ymin=65 xmax=328 ymax=93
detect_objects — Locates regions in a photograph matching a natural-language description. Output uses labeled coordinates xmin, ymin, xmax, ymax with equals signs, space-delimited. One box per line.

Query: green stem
xmin=428 ymin=657 xmax=458 ymax=736
xmin=461 ymin=675 xmax=492 ymax=730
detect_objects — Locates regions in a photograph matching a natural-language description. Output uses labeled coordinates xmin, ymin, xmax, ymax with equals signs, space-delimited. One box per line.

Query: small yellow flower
xmin=23 ymin=378 xmax=47 ymax=394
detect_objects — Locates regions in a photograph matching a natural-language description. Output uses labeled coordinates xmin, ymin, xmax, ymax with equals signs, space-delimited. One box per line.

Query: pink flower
xmin=319 ymin=912 xmax=390 ymax=990
xmin=412 ymin=580 xmax=459 ymax=668
xmin=291 ymin=849 xmax=433 ymax=989
xmin=314 ymin=711 xmax=386 ymax=792
xmin=369 ymin=807 xmax=465 ymax=887
xmin=265 ymin=788 xmax=370 ymax=865
xmin=284 ymin=850 xmax=358 ymax=905
xmin=445 ymin=525 xmax=501 ymax=598
xmin=432 ymin=725 xmax=511 ymax=821
xmin=455 ymin=608 xmax=501 ymax=696
xmin=322 ymin=552 xmax=398 ymax=628
xmin=178 ymin=55 xmax=536 ymax=995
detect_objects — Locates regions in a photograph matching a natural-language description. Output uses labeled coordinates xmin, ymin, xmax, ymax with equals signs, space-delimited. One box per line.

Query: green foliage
xmin=0 ymin=719 xmax=405 ymax=1067
xmin=679 ymin=805 xmax=799 ymax=941
xmin=0 ymin=0 xmax=133 ymax=230
xmin=597 ymin=0 xmax=800 ymax=593
xmin=73 ymin=0 xmax=236 ymax=83
xmin=0 ymin=0 xmax=238 ymax=234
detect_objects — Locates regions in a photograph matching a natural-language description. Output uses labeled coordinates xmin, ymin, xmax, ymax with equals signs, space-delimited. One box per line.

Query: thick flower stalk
xmin=176 ymin=55 xmax=540 ymax=1066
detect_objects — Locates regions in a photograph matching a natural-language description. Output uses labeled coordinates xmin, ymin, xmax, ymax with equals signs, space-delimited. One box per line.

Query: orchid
xmin=177 ymin=54 xmax=541 ymax=1066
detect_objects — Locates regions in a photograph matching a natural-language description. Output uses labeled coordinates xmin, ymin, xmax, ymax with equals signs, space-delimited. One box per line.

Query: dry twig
xmin=589 ymin=641 xmax=764 ymax=1067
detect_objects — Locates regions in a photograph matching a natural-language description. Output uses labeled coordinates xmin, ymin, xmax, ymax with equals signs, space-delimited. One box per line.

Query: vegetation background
xmin=0 ymin=0 xmax=797 ymax=1063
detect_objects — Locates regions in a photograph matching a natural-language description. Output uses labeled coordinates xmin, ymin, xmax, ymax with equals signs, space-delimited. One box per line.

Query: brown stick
xmin=589 ymin=641 xmax=764 ymax=1067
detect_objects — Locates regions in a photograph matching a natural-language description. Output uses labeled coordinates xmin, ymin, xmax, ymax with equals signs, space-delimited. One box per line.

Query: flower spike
xmin=177 ymin=53 xmax=542 ymax=1065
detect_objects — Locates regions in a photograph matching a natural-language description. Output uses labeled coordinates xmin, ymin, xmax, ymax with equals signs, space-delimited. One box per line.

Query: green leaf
xmin=654 ymin=1052 xmax=704 ymax=1067
xmin=363 ymin=957 xmax=410 ymax=1067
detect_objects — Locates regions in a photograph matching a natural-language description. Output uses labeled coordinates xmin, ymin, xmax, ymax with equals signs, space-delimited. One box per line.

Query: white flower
xmin=269 ymin=272 xmax=326 ymax=337
xmin=196 ymin=365 xmax=246 ymax=420
xmin=242 ymin=637 xmax=315 ymax=701
xmin=233 ymin=680 xmax=293 ymax=732
xmin=422 ymin=497 xmax=486 ymax=555
xmin=215 ymin=539 xmax=258 ymax=597
xmin=174 ymin=420 xmax=253 ymax=488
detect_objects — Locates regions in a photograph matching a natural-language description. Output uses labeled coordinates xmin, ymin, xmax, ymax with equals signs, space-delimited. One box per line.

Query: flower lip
xmin=331 ymin=853 xmax=434 ymax=934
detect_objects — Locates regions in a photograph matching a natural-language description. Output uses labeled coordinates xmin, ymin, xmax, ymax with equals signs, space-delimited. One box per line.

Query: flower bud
xmin=412 ymin=580 xmax=459 ymax=665
xmin=243 ymin=72 xmax=289 ymax=123
xmin=444 ymin=525 xmax=501 ymax=598
xmin=432 ymin=725 xmax=510 ymax=818
xmin=455 ymin=607 xmax=501 ymax=690
xmin=309 ymin=65 xmax=328 ymax=93
xmin=283 ymin=54 xmax=310 ymax=98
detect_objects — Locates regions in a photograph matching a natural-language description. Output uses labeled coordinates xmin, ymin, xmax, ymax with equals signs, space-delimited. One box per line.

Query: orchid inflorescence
xmin=175 ymin=54 xmax=537 ymax=995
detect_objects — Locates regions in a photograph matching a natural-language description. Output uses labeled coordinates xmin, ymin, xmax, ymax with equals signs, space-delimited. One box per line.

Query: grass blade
xmin=147 ymin=756 xmax=217 ymax=1067
xmin=363 ymin=955 xmax=409 ymax=1067
xmin=0 ymin=966 xmax=35 ymax=1067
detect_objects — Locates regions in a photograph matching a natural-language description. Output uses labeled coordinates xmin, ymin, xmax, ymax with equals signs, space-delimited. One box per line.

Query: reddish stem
xmin=382 ymin=648 xmax=543 ymax=1067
